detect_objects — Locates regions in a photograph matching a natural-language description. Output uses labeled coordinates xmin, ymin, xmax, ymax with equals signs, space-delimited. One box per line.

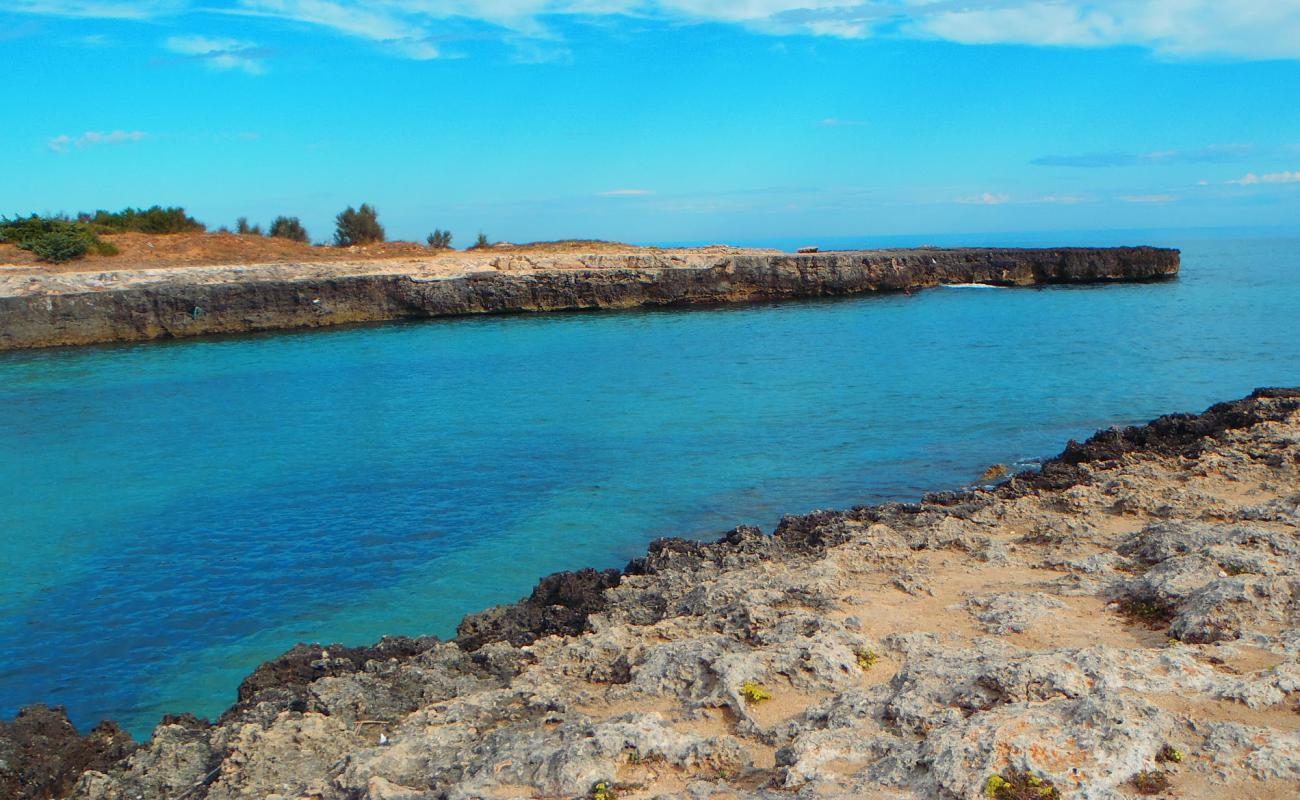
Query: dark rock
xmin=224 ymin=635 xmax=437 ymax=722
xmin=454 ymin=567 xmax=622 ymax=651
xmin=0 ymin=705 xmax=135 ymax=800
xmin=1007 ymin=387 xmax=1300 ymax=494
xmin=773 ymin=510 xmax=855 ymax=552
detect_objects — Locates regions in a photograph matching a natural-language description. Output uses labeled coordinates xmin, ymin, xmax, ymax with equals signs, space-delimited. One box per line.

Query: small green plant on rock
xmin=984 ymin=769 xmax=1060 ymax=799
xmin=855 ymin=648 xmax=879 ymax=670
xmin=1156 ymin=744 xmax=1184 ymax=764
xmin=739 ymin=680 xmax=773 ymax=704
xmin=1129 ymin=770 xmax=1172 ymax=795
xmin=590 ymin=780 xmax=617 ymax=800
xmin=426 ymin=228 xmax=452 ymax=249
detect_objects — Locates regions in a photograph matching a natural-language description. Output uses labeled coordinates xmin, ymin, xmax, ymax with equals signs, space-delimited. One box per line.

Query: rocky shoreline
xmin=3 ymin=386 xmax=1296 ymax=799
xmin=0 ymin=247 xmax=1178 ymax=350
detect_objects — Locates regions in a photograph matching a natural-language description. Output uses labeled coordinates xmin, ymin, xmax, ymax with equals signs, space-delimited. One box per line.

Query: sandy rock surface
xmin=4 ymin=388 xmax=1296 ymax=800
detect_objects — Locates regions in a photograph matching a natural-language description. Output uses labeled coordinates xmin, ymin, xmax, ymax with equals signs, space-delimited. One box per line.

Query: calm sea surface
xmin=1 ymin=231 xmax=1297 ymax=738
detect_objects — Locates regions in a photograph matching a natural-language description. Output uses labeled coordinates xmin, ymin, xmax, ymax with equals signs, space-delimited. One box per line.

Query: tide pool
xmin=1 ymin=233 xmax=1297 ymax=738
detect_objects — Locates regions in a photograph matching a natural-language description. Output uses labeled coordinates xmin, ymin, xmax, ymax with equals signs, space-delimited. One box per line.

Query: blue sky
xmin=3 ymin=1 xmax=1300 ymax=245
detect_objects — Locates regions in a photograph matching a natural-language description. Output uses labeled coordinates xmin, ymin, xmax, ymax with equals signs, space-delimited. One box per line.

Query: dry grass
xmin=0 ymin=232 xmax=653 ymax=273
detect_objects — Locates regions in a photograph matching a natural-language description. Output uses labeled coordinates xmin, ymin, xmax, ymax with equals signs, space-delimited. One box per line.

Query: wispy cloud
xmin=1032 ymin=144 xmax=1254 ymax=168
xmin=48 ymin=130 xmax=148 ymax=153
xmin=164 ymin=35 xmax=268 ymax=74
xmin=13 ymin=2 xmax=1300 ymax=62
xmin=226 ymin=0 xmax=441 ymax=60
xmin=955 ymin=192 xmax=1011 ymax=205
xmin=7 ymin=0 xmax=181 ymax=19
xmin=1031 ymin=152 xmax=1140 ymax=168
xmin=898 ymin=1 xmax=1300 ymax=60
xmin=817 ymin=117 xmax=869 ymax=128
xmin=597 ymin=188 xmax=654 ymax=197
xmin=1226 ymin=170 xmax=1300 ymax=185
xmin=1119 ymin=194 xmax=1178 ymax=203
xmin=1034 ymin=194 xmax=1094 ymax=204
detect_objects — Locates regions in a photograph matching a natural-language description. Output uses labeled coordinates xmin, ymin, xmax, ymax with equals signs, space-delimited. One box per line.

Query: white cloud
xmin=597 ymin=188 xmax=654 ymax=197
xmin=48 ymin=130 xmax=148 ymax=153
xmin=1226 ymin=170 xmax=1300 ymax=185
xmin=955 ymin=192 xmax=1011 ymax=205
xmin=898 ymin=1 xmax=1300 ymax=60
xmin=164 ymin=35 xmax=267 ymax=73
xmin=14 ymin=1 xmax=1300 ymax=61
xmin=1119 ymin=193 xmax=1178 ymax=203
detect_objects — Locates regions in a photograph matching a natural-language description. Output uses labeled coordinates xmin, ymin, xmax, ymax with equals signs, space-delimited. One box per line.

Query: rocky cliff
xmin=3 ymin=387 xmax=1296 ymax=800
xmin=0 ymin=247 xmax=1179 ymax=350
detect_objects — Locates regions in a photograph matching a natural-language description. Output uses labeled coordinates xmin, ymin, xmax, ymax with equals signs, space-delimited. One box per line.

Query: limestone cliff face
xmin=0 ymin=247 xmax=1178 ymax=350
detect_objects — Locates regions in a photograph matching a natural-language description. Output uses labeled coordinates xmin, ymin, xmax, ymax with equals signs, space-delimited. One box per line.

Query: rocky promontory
xmin=0 ymin=246 xmax=1178 ymax=350
xmin=3 ymin=387 xmax=1296 ymax=800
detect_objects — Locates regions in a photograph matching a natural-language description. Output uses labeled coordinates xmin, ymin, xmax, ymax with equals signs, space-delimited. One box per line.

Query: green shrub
xmin=334 ymin=203 xmax=384 ymax=246
xmin=236 ymin=217 xmax=252 ymax=235
xmin=470 ymin=231 xmax=490 ymax=250
xmin=1 ymin=214 xmax=67 ymax=245
xmin=427 ymin=229 xmax=452 ymax=249
xmin=269 ymin=216 xmax=309 ymax=243
xmin=0 ymin=214 xmax=115 ymax=262
xmin=31 ymin=230 xmax=90 ymax=262
xmin=84 ymin=206 xmax=203 ymax=234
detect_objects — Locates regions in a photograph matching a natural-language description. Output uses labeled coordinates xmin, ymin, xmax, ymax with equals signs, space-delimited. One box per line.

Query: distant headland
xmin=1 ymin=231 xmax=1178 ymax=352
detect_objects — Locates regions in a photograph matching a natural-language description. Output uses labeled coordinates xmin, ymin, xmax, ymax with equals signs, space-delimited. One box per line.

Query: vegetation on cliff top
xmin=2 ymin=199 xmax=633 ymax=267
xmin=334 ymin=203 xmax=385 ymax=247
xmin=269 ymin=216 xmax=310 ymax=243
xmin=84 ymin=206 xmax=203 ymax=234
xmin=427 ymin=229 xmax=453 ymax=249
xmin=0 ymin=215 xmax=117 ymax=263
xmin=0 ymin=206 xmax=203 ymax=263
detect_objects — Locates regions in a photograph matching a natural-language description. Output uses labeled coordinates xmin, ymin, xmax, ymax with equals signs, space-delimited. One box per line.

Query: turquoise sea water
xmin=1 ymin=232 xmax=1298 ymax=739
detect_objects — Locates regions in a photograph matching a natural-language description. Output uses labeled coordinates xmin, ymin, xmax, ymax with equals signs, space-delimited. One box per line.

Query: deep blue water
xmin=1 ymin=233 xmax=1298 ymax=739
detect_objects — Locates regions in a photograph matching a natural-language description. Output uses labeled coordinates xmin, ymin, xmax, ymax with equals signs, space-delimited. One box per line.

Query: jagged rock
xmin=8 ymin=388 xmax=1296 ymax=800
xmin=0 ymin=706 xmax=135 ymax=800
xmin=965 ymin=592 xmax=1067 ymax=634
xmin=455 ymin=568 xmax=621 ymax=650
